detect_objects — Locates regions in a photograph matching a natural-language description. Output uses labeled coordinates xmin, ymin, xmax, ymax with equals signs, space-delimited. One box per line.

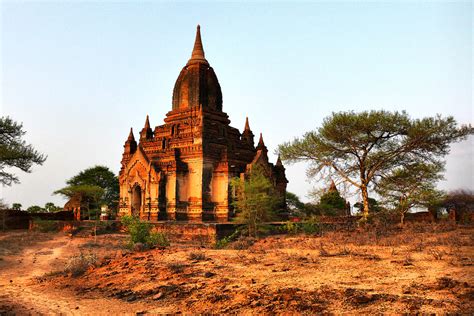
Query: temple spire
xmin=127 ymin=127 xmax=135 ymax=142
xmin=244 ymin=117 xmax=251 ymax=131
xmin=328 ymin=179 xmax=338 ymax=192
xmin=257 ymin=133 xmax=264 ymax=147
xmin=276 ymin=155 xmax=283 ymax=167
xmin=140 ymin=115 xmax=153 ymax=140
xmin=187 ymin=25 xmax=209 ymax=66
xmin=144 ymin=115 xmax=150 ymax=129
xmin=256 ymin=133 xmax=268 ymax=153
xmin=242 ymin=117 xmax=254 ymax=147
xmin=124 ymin=127 xmax=137 ymax=155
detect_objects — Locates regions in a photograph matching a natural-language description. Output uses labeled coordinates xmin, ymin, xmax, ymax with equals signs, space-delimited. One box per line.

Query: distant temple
xmin=118 ymin=26 xmax=287 ymax=222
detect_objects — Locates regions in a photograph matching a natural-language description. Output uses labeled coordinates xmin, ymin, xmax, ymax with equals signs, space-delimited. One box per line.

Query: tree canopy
xmin=231 ymin=166 xmax=281 ymax=237
xmin=318 ymin=190 xmax=347 ymax=216
xmin=55 ymin=165 xmax=118 ymax=209
xmin=377 ymin=162 xmax=445 ymax=224
xmin=0 ymin=117 xmax=46 ymax=186
xmin=26 ymin=205 xmax=44 ymax=213
xmin=12 ymin=203 xmax=22 ymax=210
xmin=278 ymin=110 xmax=473 ymax=219
xmin=65 ymin=165 xmax=119 ymax=208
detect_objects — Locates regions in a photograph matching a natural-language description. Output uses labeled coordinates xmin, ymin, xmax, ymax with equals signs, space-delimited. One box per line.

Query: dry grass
xmin=1 ymin=224 xmax=473 ymax=314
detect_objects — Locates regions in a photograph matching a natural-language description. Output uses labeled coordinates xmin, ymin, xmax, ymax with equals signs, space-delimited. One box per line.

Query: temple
xmin=118 ymin=26 xmax=287 ymax=222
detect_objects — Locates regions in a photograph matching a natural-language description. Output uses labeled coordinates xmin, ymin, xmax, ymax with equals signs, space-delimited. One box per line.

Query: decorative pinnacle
xmin=144 ymin=115 xmax=150 ymax=129
xmin=257 ymin=133 xmax=265 ymax=147
xmin=328 ymin=179 xmax=338 ymax=192
xmin=127 ymin=127 xmax=135 ymax=141
xmin=187 ymin=25 xmax=209 ymax=66
xmin=244 ymin=117 xmax=251 ymax=131
xmin=276 ymin=155 xmax=283 ymax=167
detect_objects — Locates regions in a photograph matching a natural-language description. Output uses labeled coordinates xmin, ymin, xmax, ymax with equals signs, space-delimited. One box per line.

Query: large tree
xmin=56 ymin=165 xmax=118 ymax=209
xmin=376 ymin=162 xmax=444 ymax=224
xmin=278 ymin=111 xmax=472 ymax=219
xmin=0 ymin=117 xmax=46 ymax=186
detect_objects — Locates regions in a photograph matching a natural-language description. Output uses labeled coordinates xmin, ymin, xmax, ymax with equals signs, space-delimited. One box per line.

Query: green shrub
xmin=121 ymin=215 xmax=169 ymax=249
xmin=215 ymin=227 xmax=242 ymax=249
xmin=281 ymin=217 xmax=321 ymax=235
xmin=147 ymin=230 xmax=170 ymax=248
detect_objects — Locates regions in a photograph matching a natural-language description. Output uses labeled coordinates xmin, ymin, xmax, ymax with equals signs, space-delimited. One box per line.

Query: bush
xmin=147 ymin=230 xmax=170 ymax=248
xmin=121 ymin=215 xmax=169 ymax=249
xmin=167 ymin=262 xmax=185 ymax=273
xmin=64 ymin=252 xmax=97 ymax=277
xmin=281 ymin=217 xmax=322 ymax=235
xmin=189 ymin=251 xmax=206 ymax=261
xmin=215 ymin=228 xmax=242 ymax=249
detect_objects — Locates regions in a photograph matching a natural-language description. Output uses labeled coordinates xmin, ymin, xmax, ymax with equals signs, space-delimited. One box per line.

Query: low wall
xmin=149 ymin=222 xmax=220 ymax=246
xmin=29 ymin=219 xmax=78 ymax=233
xmin=29 ymin=211 xmax=74 ymax=221
xmin=0 ymin=209 xmax=30 ymax=230
xmin=26 ymin=219 xmax=240 ymax=246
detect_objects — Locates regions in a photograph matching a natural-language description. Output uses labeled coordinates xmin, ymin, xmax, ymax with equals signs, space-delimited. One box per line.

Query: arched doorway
xmin=131 ymin=185 xmax=142 ymax=217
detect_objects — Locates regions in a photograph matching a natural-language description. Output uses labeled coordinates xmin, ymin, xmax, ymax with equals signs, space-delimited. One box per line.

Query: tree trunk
xmin=400 ymin=212 xmax=405 ymax=225
xmin=361 ymin=185 xmax=370 ymax=219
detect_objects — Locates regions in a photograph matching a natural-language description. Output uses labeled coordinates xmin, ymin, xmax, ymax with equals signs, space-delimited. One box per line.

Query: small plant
xmin=121 ymin=215 xmax=169 ymax=250
xmin=189 ymin=251 xmax=206 ymax=261
xmin=167 ymin=262 xmax=185 ymax=273
xmin=429 ymin=248 xmax=445 ymax=260
xmin=282 ymin=217 xmax=321 ymax=235
xmin=231 ymin=236 xmax=256 ymax=250
xmin=413 ymin=242 xmax=424 ymax=252
xmin=283 ymin=221 xmax=299 ymax=234
xmin=215 ymin=228 xmax=242 ymax=249
xmin=147 ymin=231 xmax=170 ymax=248
xmin=64 ymin=252 xmax=98 ymax=277
xmin=404 ymin=253 xmax=414 ymax=266
xmin=319 ymin=243 xmax=330 ymax=257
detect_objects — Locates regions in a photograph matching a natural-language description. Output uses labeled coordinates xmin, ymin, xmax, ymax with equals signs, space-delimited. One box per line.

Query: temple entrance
xmin=131 ymin=185 xmax=142 ymax=216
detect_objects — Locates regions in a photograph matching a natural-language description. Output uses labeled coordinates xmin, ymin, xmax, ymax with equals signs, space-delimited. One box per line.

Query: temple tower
xmin=118 ymin=26 xmax=287 ymax=222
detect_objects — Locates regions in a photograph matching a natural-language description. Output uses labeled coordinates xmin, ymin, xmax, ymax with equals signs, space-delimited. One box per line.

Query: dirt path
xmin=0 ymin=226 xmax=472 ymax=314
xmin=0 ymin=231 xmax=161 ymax=315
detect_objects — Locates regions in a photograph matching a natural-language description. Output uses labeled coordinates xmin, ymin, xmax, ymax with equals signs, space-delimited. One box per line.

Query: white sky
xmin=1 ymin=1 xmax=472 ymax=208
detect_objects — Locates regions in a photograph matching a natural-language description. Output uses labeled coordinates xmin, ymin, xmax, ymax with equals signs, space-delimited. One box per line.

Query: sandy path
xmin=0 ymin=231 xmax=160 ymax=315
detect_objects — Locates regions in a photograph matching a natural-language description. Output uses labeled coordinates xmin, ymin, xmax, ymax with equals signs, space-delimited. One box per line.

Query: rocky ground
xmin=0 ymin=224 xmax=473 ymax=314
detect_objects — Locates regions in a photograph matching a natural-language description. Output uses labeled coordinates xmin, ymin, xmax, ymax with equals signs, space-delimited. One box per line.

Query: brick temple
xmin=118 ymin=26 xmax=287 ymax=222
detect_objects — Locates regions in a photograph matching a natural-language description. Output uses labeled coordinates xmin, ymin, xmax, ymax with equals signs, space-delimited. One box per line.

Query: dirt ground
xmin=0 ymin=224 xmax=473 ymax=314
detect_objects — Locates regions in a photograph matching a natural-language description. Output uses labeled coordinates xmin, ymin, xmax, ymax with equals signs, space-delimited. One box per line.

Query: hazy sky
xmin=1 ymin=1 xmax=472 ymax=208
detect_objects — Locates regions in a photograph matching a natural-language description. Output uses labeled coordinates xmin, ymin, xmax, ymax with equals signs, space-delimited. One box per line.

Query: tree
xmin=27 ymin=205 xmax=44 ymax=213
xmin=63 ymin=165 xmax=118 ymax=209
xmin=0 ymin=116 xmax=46 ymax=186
xmin=377 ymin=162 xmax=444 ymax=224
xmin=231 ymin=166 xmax=281 ymax=237
xmin=54 ymin=184 xmax=104 ymax=219
xmin=12 ymin=203 xmax=22 ymax=210
xmin=278 ymin=111 xmax=473 ymax=219
xmin=44 ymin=202 xmax=60 ymax=213
xmin=318 ymin=190 xmax=347 ymax=216
xmin=286 ymin=192 xmax=306 ymax=215
xmin=354 ymin=198 xmax=381 ymax=214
